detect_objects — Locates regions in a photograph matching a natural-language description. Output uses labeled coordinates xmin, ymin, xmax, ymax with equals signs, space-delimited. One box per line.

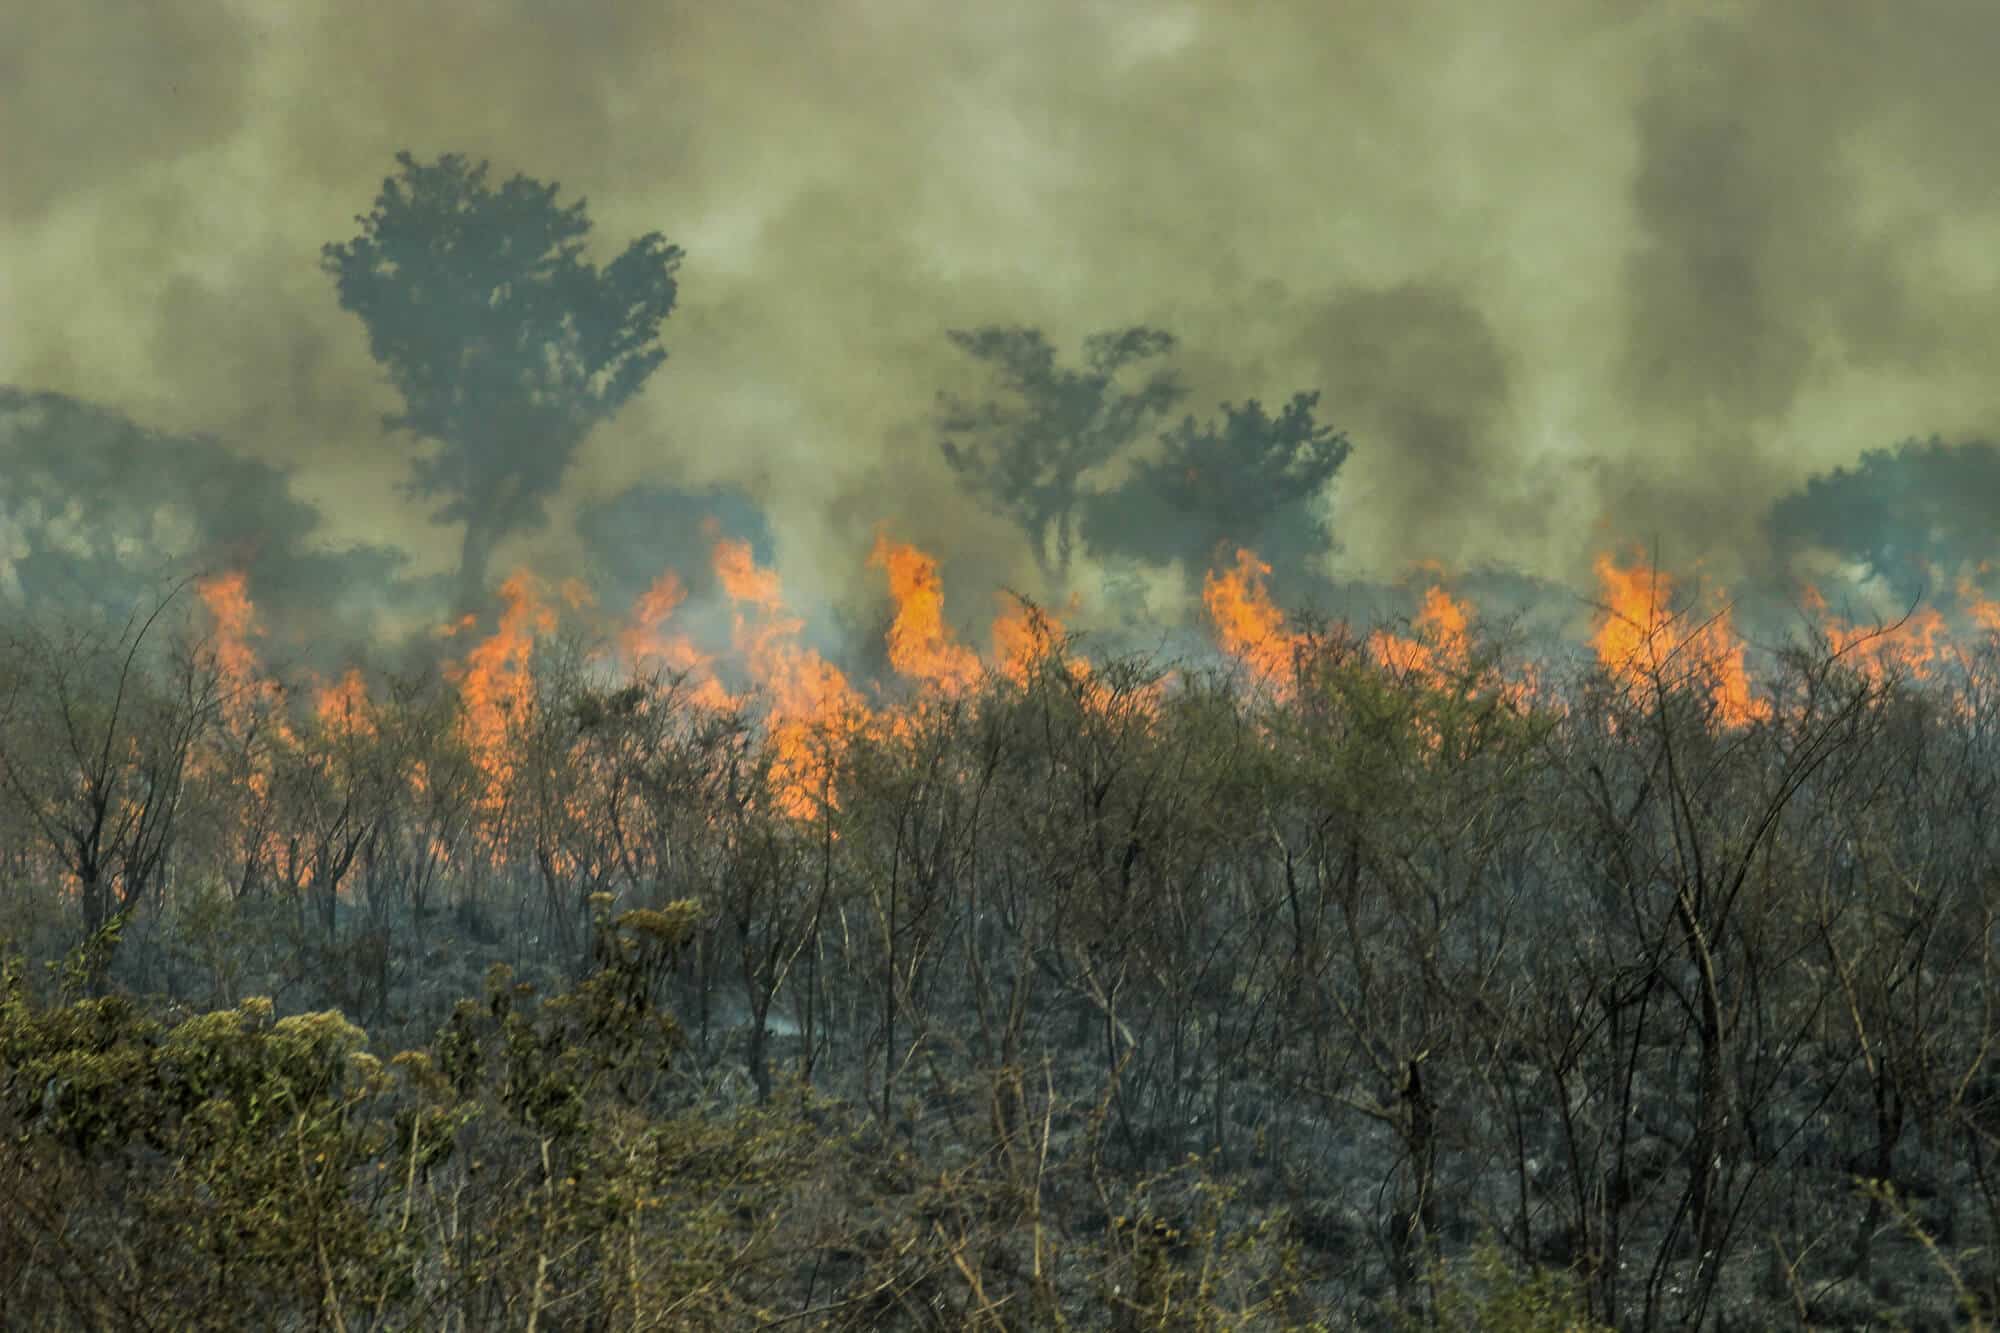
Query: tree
xmin=1089 ymin=390 xmax=1350 ymax=578
xmin=1767 ymin=435 xmax=2000 ymax=596
xmin=0 ymin=588 xmax=222 ymax=990
xmin=938 ymin=326 xmax=1184 ymax=584
xmin=323 ymin=152 xmax=683 ymax=614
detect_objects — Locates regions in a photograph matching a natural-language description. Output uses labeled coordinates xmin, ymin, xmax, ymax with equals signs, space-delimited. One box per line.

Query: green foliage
xmin=0 ymin=893 xmax=847 ymax=1328
xmin=1403 ymin=1240 xmax=1609 ymax=1333
xmin=1 ymin=963 xmax=394 ymax=1321
xmin=1093 ymin=1163 xmax=1315 ymax=1331
xmin=0 ymin=905 xmax=1324 ymax=1328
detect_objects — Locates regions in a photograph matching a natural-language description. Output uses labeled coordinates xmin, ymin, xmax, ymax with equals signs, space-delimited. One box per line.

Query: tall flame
xmin=314 ymin=667 xmax=375 ymax=742
xmin=1962 ymin=572 xmax=2000 ymax=638
xmin=620 ymin=569 xmax=735 ymax=710
xmin=713 ymin=537 xmax=866 ymax=817
xmin=991 ymin=596 xmax=1065 ymax=687
xmin=198 ymin=572 xmax=259 ymax=693
xmin=197 ymin=571 xmax=293 ymax=742
xmin=871 ymin=532 xmax=983 ymax=696
xmin=1591 ymin=553 xmax=1766 ymax=727
xmin=446 ymin=570 xmax=557 ymax=809
xmin=1203 ymin=548 xmax=1304 ymax=691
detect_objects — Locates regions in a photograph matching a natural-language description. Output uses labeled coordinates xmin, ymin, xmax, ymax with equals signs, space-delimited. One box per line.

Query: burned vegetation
xmin=4 ymin=534 xmax=2000 ymax=1330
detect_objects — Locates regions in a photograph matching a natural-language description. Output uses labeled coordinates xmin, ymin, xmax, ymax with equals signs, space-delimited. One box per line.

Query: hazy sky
xmin=6 ymin=0 xmax=1999 ymax=625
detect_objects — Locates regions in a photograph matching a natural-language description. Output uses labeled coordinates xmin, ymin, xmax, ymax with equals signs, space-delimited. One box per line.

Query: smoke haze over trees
xmin=0 ymin=389 xmax=414 ymax=654
xmin=937 ymin=325 xmax=1185 ymax=585
xmin=10 ymin=0 xmax=2000 ymax=624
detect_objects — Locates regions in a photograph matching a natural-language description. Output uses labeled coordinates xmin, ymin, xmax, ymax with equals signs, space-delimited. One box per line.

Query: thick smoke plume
xmin=5 ymin=0 xmax=2000 ymax=646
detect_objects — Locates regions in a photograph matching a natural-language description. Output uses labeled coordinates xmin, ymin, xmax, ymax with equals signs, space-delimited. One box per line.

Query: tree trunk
xmin=79 ymin=864 xmax=113 ymax=996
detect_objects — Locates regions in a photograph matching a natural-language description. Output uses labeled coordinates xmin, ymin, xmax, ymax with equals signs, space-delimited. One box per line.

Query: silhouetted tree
xmin=1091 ymin=391 xmax=1349 ymax=577
xmin=323 ymin=152 xmax=682 ymax=614
xmin=937 ymin=326 xmax=1184 ymax=584
xmin=1767 ymin=435 xmax=2000 ymax=598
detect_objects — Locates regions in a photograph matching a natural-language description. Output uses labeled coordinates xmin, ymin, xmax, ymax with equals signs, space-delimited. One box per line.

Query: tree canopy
xmin=1110 ymin=390 xmax=1350 ymax=575
xmin=323 ymin=152 xmax=682 ymax=613
xmin=937 ymin=326 xmax=1184 ymax=584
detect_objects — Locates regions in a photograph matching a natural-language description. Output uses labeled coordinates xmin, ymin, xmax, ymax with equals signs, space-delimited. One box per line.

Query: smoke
xmin=1291 ymin=281 xmax=1535 ymax=580
xmin=1599 ymin=3 xmax=2000 ymax=578
xmin=0 ymin=389 xmax=415 ymax=660
xmin=5 ymin=0 xmax=2000 ymax=636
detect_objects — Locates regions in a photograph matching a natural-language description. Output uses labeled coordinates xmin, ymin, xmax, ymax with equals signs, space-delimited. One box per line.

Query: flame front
xmin=714 ymin=537 xmax=866 ymax=817
xmin=871 ymin=532 xmax=982 ymax=696
xmin=1368 ymin=585 xmax=1473 ymax=684
xmin=1203 ymin=548 xmax=1303 ymax=691
xmin=171 ymin=528 xmax=2000 ymax=896
xmin=1592 ymin=553 xmax=1766 ymax=727
xmin=447 ymin=570 xmax=557 ymax=811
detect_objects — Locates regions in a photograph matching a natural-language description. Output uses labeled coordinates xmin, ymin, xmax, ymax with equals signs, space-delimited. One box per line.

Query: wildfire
xmin=177 ymin=526 xmax=2000 ymax=875
xmin=198 ymin=573 xmax=260 ymax=694
xmin=713 ymin=535 xmax=786 ymax=615
xmin=991 ymin=595 xmax=1065 ymax=687
xmin=1800 ymin=583 xmax=1951 ymax=682
xmin=1203 ymin=548 xmax=1305 ymax=691
xmin=1368 ymin=585 xmax=1474 ymax=684
xmin=198 ymin=571 xmax=294 ymax=743
xmin=871 ymin=531 xmax=983 ymax=696
xmin=620 ymin=569 xmax=735 ymax=710
xmin=446 ymin=570 xmax=557 ymax=808
xmin=1591 ymin=553 xmax=1767 ymax=727
xmin=197 ymin=571 xmax=366 ymax=897
xmin=314 ymin=667 xmax=375 ymax=742
xmin=1964 ymin=574 xmax=2000 ymax=637
xmin=713 ymin=537 xmax=867 ymax=817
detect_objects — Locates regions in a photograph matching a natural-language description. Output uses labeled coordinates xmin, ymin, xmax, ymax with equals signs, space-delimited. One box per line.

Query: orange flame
xmin=713 ymin=538 xmax=867 ymax=817
xmin=314 ymin=667 xmax=375 ymax=742
xmin=1960 ymin=573 xmax=2000 ymax=639
xmin=871 ymin=532 xmax=983 ymax=696
xmin=1368 ymin=585 xmax=1473 ymax=684
xmin=446 ymin=570 xmax=557 ymax=809
xmin=197 ymin=571 xmax=293 ymax=742
xmin=713 ymin=537 xmax=786 ymax=614
xmin=620 ymin=569 xmax=735 ymax=710
xmin=1203 ymin=548 xmax=1304 ymax=691
xmin=196 ymin=570 xmax=333 ymax=892
xmin=1802 ymin=583 xmax=1951 ymax=681
xmin=991 ymin=596 xmax=1066 ymax=687
xmin=198 ymin=572 xmax=259 ymax=692
xmin=1592 ymin=553 xmax=1766 ymax=727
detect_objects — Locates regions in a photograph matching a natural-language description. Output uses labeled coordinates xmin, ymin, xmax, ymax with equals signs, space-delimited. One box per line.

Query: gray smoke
xmin=5 ymin=0 xmax=2000 ymax=633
